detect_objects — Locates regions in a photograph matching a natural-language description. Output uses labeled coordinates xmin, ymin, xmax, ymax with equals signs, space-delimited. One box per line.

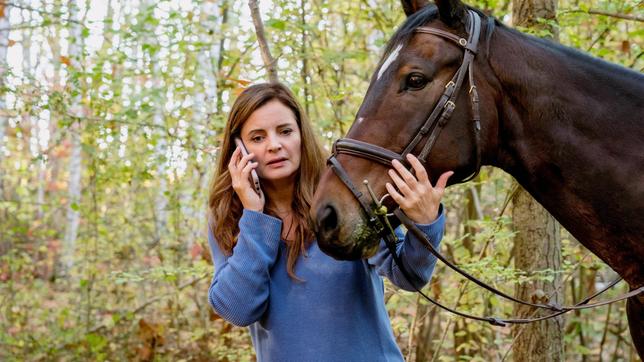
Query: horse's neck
xmin=489 ymin=28 xmax=643 ymax=147
xmin=487 ymin=27 xmax=644 ymax=287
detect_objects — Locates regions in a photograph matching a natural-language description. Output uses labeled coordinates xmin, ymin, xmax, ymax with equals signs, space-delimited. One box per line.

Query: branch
xmin=630 ymin=51 xmax=643 ymax=69
xmin=248 ymin=0 xmax=279 ymax=83
xmin=0 ymin=22 xmax=64 ymax=32
xmin=469 ymin=185 xmax=484 ymax=220
xmin=0 ymin=1 xmax=83 ymax=24
xmin=562 ymin=8 xmax=644 ymax=22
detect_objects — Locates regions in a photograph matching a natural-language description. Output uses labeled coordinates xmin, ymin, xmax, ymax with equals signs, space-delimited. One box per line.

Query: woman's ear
xmin=435 ymin=0 xmax=467 ymax=28
xmin=401 ymin=0 xmax=430 ymax=17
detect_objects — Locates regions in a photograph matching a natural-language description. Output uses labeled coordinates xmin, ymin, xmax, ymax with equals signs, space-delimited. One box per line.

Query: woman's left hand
xmin=385 ymin=154 xmax=453 ymax=224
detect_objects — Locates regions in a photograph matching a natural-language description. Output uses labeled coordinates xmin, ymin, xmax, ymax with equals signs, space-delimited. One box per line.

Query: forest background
xmin=0 ymin=0 xmax=642 ymax=361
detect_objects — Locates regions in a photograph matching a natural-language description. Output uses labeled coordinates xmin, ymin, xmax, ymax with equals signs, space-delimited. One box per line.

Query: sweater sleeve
xmin=367 ymin=204 xmax=445 ymax=291
xmin=207 ymin=209 xmax=282 ymax=326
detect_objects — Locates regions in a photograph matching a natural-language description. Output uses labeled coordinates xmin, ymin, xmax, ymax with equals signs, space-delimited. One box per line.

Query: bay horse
xmin=310 ymin=0 xmax=643 ymax=355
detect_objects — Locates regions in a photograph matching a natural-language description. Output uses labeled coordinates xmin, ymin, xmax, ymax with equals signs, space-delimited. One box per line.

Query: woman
xmin=207 ymin=82 xmax=452 ymax=361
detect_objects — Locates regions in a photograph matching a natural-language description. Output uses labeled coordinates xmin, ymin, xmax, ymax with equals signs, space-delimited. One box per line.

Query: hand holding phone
xmin=234 ymin=138 xmax=263 ymax=198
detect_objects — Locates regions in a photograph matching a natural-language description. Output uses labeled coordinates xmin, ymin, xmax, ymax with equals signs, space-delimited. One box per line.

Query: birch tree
xmin=195 ymin=0 xmax=219 ymax=119
xmin=0 ymin=2 xmax=9 ymax=165
xmin=139 ymin=0 xmax=169 ymax=245
xmin=45 ymin=0 xmax=66 ymax=229
xmin=62 ymin=0 xmax=85 ymax=274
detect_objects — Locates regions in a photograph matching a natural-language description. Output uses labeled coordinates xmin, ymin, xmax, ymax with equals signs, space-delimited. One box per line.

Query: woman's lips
xmin=267 ymin=158 xmax=288 ymax=167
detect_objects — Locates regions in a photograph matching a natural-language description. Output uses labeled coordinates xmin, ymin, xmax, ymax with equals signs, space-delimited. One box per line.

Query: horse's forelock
xmin=381 ymin=5 xmax=439 ymax=58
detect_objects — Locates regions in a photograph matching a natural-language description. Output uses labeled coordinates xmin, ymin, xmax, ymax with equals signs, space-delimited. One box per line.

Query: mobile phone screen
xmin=234 ymin=138 xmax=263 ymax=196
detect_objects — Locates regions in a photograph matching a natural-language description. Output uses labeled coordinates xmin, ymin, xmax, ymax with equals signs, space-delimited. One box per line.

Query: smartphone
xmin=234 ymin=137 xmax=263 ymax=197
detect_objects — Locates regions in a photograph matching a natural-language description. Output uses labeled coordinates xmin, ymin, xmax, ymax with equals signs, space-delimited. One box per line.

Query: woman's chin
xmin=259 ymin=167 xmax=298 ymax=182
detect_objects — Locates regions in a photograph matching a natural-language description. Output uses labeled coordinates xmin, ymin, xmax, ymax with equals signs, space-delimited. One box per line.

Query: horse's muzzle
xmin=314 ymin=203 xmax=361 ymax=260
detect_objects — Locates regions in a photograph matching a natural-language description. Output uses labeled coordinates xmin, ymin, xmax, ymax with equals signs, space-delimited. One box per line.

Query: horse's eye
xmin=406 ymin=73 xmax=428 ymax=90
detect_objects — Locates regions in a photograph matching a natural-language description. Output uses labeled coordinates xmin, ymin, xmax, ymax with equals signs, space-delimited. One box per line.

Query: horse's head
xmin=311 ymin=0 xmax=500 ymax=260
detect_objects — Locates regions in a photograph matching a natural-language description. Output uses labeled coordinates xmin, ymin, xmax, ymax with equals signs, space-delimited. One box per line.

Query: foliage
xmin=0 ymin=0 xmax=641 ymax=361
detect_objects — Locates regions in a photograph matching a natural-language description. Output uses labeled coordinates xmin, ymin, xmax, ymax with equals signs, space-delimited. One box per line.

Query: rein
xmin=326 ymin=10 xmax=644 ymax=326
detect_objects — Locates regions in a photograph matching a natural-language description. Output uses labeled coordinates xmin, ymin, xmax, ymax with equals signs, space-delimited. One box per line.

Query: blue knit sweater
xmin=208 ymin=207 xmax=444 ymax=362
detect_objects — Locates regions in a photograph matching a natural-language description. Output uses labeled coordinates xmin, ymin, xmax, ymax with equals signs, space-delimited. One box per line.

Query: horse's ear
xmin=401 ymin=0 xmax=430 ymax=17
xmin=435 ymin=0 xmax=467 ymax=27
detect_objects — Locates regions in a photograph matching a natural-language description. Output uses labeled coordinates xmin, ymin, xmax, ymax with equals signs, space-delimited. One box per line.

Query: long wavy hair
xmin=208 ymin=83 xmax=327 ymax=279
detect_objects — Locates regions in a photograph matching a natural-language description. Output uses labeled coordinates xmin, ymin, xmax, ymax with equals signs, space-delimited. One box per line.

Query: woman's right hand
xmin=228 ymin=147 xmax=265 ymax=212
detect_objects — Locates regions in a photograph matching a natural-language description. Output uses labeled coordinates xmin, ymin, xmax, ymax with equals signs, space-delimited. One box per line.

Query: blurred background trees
xmin=0 ymin=0 xmax=641 ymax=360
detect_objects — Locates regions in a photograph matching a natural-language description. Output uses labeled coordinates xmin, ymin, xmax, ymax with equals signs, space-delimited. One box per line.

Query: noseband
xmin=325 ymin=10 xmax=643 ymax=326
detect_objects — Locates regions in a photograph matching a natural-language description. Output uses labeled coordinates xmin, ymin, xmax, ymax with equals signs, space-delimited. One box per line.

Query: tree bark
xmin=196 ymin=0 xmax=219 ymax=119
xmin=414 ymin=300 xmax=438 ymax=362
xmin=0 ymin=1 xmax=9 ymax=255
xmin=215 ymin=0 xmax=229 ymax=115
xmin=299 ymin=0 xmax=310 ymax=115
xmin=248 ymin=0 xmax=278 ymax=83
xmin=512 ymin=0 xmax=559 ymax=40
xmin=511 ymin=183 xmax=564 ymax=361
xmin=0 ymin=2 xmax=9 ymax=169
xmin=142 ymin=0 xmax=169 ymax=246
xmin=510 ymin=2 xmax=564 ymax=360
xmin=44 ymin=0 xmax=65 ymax=238
xmin=19 ymin=7 xmax=46 ymax=222
xmin=454 ymin=184 xmax=482 ymax=359
xmin=62 ymin=0 xmax=84 ymax=274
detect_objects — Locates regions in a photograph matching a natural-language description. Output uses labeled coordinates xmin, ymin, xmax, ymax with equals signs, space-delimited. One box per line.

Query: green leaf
xmin=266 ymin=19 xmax=287 ymax=31
xmin=85 ymin=333 xmax=107 ymax=350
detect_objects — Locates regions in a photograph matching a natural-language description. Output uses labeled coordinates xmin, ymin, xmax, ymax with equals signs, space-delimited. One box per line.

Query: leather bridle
xmin=325 ymin=10 xmax=643 ymax=326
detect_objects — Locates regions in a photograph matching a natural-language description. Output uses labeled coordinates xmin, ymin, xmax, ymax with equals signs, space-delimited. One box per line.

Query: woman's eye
xmin=406 ymin=73 xmax=428 ymax=90
xmin=251 ymin=136 xmax=263 ymax=143
xmin=281 ymin=129 xmax=293 ymax=135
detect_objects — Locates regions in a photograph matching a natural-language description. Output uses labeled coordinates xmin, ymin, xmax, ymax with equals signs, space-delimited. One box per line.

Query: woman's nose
xmin=267 ymin=136 xmax=282 ymax=152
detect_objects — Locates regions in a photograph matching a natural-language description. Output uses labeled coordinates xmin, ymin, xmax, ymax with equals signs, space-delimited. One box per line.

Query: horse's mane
xmin=497 ymin=22 xmax=643 ymax=81
xmin=384 ymin=6 xmax=642 ymax=83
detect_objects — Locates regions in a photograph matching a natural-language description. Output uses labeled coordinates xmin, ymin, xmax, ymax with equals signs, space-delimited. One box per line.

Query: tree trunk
xmin=512 ymin=0 xmax=559 ymax=40
xmin=510 ymin=2 xmax=564 ymax=360
xmin=140 ymin=0 xmax=169 ymax=246
xmin=62 ymin=1 xmax=84 ymax=274
xmin=46 ymin=0 xmax=66 ymax=234
xmin=511 ymin=184 xmax=564 ymax=361
xmin=19 ymin=8 xmax=45 ymax=222
xmin=299 ymin=0 xmax=311 ymax=115
xmin=413 ymin=300 xmax=438 ymax=362
xmin=0 ymin=2 xmax=9 ymax=170
xmin=196 ymin=0 xmax=219 ymax=121
xmin=0 ymin=2 xmax=9 ymax=256
xmin=454 ymin=183 xmax=482 ymax=359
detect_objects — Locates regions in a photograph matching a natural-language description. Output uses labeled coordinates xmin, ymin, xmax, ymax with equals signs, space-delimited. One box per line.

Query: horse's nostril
xmin=318 ymin=205 xmax=338 ymax=235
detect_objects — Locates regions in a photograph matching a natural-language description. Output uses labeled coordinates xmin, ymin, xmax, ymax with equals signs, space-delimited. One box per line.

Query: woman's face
xmin=240 ymin=100 xmax=302 ymax=183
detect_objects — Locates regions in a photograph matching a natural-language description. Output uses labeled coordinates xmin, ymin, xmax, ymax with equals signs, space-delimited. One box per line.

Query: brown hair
xmin=208 ymin=82 xmax=327 ymax=279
